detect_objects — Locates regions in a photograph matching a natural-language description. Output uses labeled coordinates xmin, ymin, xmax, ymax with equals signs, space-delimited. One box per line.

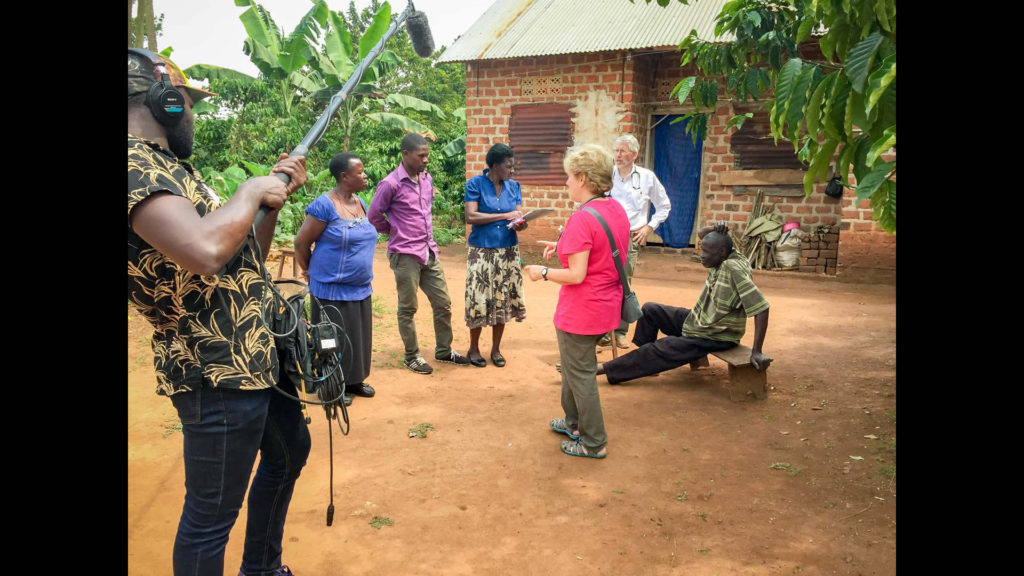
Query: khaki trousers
xmin=556 ymin=329 xmax=608 ymax=453
xmin=388 ymin=252 xmax=454 ymax=361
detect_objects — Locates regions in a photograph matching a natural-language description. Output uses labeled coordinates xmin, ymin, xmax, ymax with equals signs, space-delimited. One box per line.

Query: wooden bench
xmin=691 ymin=344 xmax=769 ymax=402
xmin=276 ymin=247 xmax=300 ymax=279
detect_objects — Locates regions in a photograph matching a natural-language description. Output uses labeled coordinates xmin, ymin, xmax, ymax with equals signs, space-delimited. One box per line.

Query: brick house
xmin=438 ymin=0 xmax=894 ymax=277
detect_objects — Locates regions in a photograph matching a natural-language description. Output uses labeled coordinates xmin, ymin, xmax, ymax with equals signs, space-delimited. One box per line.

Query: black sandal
xmin=467 ymin=352 xmax=487 ymax=368
xmin=490 ymin=351 xmax=506 ymax=368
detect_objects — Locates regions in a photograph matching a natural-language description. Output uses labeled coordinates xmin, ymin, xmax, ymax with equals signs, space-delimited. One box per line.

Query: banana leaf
xmin=742 ymin=213 xmax=784 ymax=242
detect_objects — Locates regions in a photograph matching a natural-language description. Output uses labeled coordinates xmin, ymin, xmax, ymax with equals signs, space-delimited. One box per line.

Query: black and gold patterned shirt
xmin=128 ymin=134 xmax=278 ymax=396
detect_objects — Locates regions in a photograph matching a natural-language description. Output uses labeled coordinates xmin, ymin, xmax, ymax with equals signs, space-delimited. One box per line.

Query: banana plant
xmin=309 ymin=2 xmax=445 ymax=150
xmin=438 ymin=107 xmax=466 ymax=159
xmin=233 ymin=0 xmax=330 ymax=115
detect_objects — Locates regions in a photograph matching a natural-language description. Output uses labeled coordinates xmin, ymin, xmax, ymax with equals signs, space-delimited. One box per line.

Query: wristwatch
xmin=541 ymin=267 xmax=549 ymax=281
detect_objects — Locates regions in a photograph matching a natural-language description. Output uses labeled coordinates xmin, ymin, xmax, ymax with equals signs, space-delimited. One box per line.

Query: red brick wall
xmin=461 ymin=52 xmax=895 ymax=276
xmin=836 ymin=153 xmax=897 ymax=276
xmin=694 ymin=103 xmax=844 ymax=274
xmin=464 ymin=53 xmax=636 ymax=247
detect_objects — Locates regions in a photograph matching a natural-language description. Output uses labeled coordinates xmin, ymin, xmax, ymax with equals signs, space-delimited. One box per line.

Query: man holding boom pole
xmin=128 ymin=47 xmax=309 ymax=576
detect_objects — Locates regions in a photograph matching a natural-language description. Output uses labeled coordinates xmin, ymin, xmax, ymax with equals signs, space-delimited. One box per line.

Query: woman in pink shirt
xmin=525 ymin=144 xmax=629 ymax=459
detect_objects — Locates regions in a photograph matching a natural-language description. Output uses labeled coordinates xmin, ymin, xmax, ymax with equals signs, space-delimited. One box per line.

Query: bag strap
xmin=582 ymin=206 xmax=631 ymax=293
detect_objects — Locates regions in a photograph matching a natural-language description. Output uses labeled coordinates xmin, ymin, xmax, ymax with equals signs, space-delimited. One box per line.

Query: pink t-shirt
xmin=553 ymin=198 xmax=631 ymax=335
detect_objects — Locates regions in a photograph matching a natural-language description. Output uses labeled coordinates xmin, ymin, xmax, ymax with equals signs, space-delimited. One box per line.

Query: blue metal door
xmin=652 ymin=115 xmax=703 ymax=247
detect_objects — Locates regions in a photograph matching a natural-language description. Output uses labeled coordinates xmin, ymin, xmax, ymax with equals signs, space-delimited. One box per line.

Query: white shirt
xmin=609 ymin=164 xmax=672 ymax=232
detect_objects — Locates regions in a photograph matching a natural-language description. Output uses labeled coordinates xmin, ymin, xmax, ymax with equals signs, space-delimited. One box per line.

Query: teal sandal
xmin=550 ymin=418 xmax=580 ymax=440
xmin=561 ymin=438 xmax=607 ymax=459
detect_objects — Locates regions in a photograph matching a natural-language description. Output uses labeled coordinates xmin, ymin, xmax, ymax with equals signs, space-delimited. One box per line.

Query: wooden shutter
xmin=508 ymin=103 xmax=573 ymax=185
xmin=730 ymin=108 xmax=806 ymax=170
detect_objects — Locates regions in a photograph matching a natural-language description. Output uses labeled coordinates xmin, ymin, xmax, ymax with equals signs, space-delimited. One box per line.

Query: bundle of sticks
xmin=738 ymin=190 xmax=782 ymax=270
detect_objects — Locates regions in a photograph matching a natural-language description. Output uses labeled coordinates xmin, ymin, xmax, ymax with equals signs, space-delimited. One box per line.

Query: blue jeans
xmin=170 ymin=380 xmax=311 ymax=576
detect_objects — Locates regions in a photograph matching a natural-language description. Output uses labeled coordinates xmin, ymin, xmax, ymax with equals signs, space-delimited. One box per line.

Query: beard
xmin=166 ymin=111 xmax=195 ymax=159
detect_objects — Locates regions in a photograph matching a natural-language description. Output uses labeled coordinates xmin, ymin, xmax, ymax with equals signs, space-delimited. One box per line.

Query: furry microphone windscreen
xmin=406 ymin=10 xmax=435 ymax=58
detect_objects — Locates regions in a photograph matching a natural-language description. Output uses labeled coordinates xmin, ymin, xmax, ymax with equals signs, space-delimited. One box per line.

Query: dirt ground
xmin=127 ymin=244 xmax=896 ymax=576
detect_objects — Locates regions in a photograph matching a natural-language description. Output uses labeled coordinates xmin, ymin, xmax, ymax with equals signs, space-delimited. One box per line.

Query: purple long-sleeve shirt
xmin=367 ymin=162 xmax=439 ymax=264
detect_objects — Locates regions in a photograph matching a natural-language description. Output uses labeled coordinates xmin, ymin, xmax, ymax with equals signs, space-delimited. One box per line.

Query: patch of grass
xmin=876 ymin=439 xmax=895 ymax=477
xmin=696 ymin=547 xmax=710 ymax=553
xmin=162 ymin=419 xmax=182 ymax=437
xmin=408 ymin=422 xmax=435 ymax=438
xmin=612 ymin=488 xmax=625 ymax=494
xmin=761 ymin=414 xmax=773 ymax=420
xmin=696 ymin=511 xmax=707 ymax=522
xmin=677 ymin=492 xmax=688 ymax=502
xmin=679 ymin=446 xmax=690 ymax=452
xmin=769 ymin=462 xmax=802 ymax=476
xmin=885 ymin=412 xmax=896 ymax=421
xmin=369 ymin=515 xmax=393 ymax=529
xmin=371 ymin=296 xmax=391 ymax=317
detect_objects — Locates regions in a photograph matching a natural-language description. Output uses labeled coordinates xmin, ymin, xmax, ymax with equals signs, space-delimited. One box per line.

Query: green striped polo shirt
xmin=682 ymin=251 xmax=770 ymax=343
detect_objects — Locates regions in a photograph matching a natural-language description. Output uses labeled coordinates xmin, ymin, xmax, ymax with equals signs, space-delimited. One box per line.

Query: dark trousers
xmin=170 ymin=378 xmax=311 ymax=576
xmin=602 ymin=302 xmax=736 ymax=385
xmin=313 ymin=296 xmax=373 ymax=390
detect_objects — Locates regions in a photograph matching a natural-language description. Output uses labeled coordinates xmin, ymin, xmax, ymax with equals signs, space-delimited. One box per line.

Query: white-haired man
xmin=604 ymin=134 xmax=672 ymax=349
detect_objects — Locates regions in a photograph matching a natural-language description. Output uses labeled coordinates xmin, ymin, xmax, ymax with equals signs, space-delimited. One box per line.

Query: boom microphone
xmin=237 ymin=2 xmax=436 ymax=250
xmin=405 ymin=10 xmax=435 ymax=58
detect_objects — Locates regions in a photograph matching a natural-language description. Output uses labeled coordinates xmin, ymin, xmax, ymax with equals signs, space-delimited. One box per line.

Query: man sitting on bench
xmin=597 ymin=222 xmax=772 ymax=385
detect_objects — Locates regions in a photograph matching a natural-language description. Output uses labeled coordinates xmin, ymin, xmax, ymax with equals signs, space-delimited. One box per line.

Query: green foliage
xmin=408 ymin=422 xmax=434 ymax=438
xmin=769 ymin=461 xmax=802 ymax=476
xmin=433 ymin=227 xmax=466 ymax=247
xmin=161 ymin=418 xmax=182 ymax=437
xmin=648 ymin=0 xmax=896 ymax=232
xmin=188 ymin=0 xmax=468 ymax=247
xmin=231 ymin=0 xmax=330 ymax=115
xmin=369 ymin=515 xmax=393 ymax=529
xmin=199 ymin=165 xmax=248 ymax=203
xmin=310 ymin=0 xmax=446 ymax=149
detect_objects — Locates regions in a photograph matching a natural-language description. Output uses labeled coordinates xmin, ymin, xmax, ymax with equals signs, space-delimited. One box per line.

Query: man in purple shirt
xmin=368 ymin=133 xmax=471 ymax=374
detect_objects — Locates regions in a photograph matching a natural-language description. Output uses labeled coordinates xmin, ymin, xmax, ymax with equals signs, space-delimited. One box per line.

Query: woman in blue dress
xmin=294 ymin=152 xmax=378 ymax=404
xmin=464 ymin=143 xmax=528 ymax=368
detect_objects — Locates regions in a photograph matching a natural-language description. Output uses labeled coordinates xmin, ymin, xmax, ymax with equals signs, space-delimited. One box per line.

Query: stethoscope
xmin=619 ymin=168 xmax=640 ymax=190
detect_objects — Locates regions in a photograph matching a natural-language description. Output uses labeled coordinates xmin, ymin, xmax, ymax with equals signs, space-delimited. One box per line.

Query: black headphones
xmin=128 ymin=47 xmax=186 ymax=127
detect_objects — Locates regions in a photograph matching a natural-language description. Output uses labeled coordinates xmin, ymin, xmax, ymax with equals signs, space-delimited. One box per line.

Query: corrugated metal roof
xmin=438 ymin=0 xmax=731 ymax=63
